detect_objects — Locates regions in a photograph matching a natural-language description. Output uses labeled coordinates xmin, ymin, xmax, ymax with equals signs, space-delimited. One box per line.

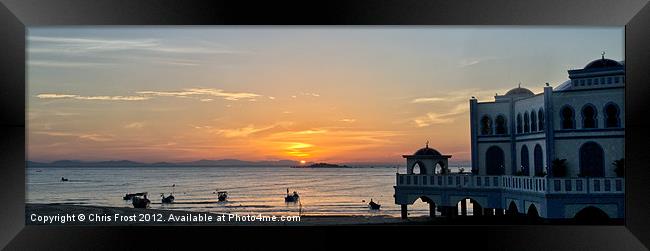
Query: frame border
xmin=1 ymin=0 xmax=649 ymax=249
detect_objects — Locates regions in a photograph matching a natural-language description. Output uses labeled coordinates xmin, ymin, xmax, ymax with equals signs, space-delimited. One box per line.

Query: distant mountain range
xmin=26 ymin=159 xmax=301 ymax=168
xmin=26 ymin=159 xmax=471 ymax=168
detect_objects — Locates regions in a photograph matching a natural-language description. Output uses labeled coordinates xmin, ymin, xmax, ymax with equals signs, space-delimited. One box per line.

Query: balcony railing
xmin=395 ymin=173 xmax=624 ymax=195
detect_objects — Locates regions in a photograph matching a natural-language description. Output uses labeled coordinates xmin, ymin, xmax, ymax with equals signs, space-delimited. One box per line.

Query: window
xmin=604 ymin=103 xmax=620 ymax=128
xmin=607 ymin=77 xmax=613 ymax=84
xmin=520 ymin=145 xmax=530 ymax=176
xmin=517 ymin=114 xmax=522 ymax=134
xmin=580 ymin=79 xmax=585 ymax=86
xmin=481 ymin=115 xmax=492 ymax=135
xmin=495 ymin=115 xmax=507 ymax=135
xmin=530 ymin=111 xmax=537 ymax=131
xmin=582 ymin=105 xmax=597 ymax=129
xmin=587 ymin=79 xmax=592 ymax=85
xmin=594 ymin=78 xmax=599 ymax=85
xmin=538 ymin=109 xmax=545 ymax=131
xmin=523 ymin=113 xmax=530 ymax=133
xmin=560 ymin=106 xmax=575 ymax=129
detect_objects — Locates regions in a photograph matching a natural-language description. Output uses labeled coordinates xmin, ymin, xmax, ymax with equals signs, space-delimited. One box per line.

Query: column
xmin=429 ymin=203 xmax=436 ymax=218
xmin=401 ymin=204 xmax=408 ymax=220
xmin=460 ymin=199 xmax=468 ymax=216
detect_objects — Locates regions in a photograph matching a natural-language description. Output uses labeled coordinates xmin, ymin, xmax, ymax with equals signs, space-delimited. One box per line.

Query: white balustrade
xmin=396 ymin=173 xmax=624 ymax=195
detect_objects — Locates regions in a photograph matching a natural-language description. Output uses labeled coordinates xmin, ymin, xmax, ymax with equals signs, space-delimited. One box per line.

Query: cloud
xmin=36 ymin=93 xmax=150 ymax=101
xmin=34 ymin=131 xmax=114 ymax=142
xmin=339 ymin=118 xmax=356 ymax=123
xmin=300 ymin=92 xmax=320 ymax=97
xmin=411 ymin=97 xmax=447 ymax=104
xmin=136 ymin=88 xmax=260 ymax=101
xmin=413 ymin=103 xmax=469 ymax=127
xmin=211 ymin=123 xmax=282 ymax=138
xmin=28 ymin=36 xmax=249 ymax=55
xmin=28 ymin=60 xmax=111 ymax=68
xmin=124 ymin=122 xmax=145 ymax=129
xmin=458 ymin=57 xmax=497 ymax=68
xmin=36 ymin=87 xmax=262 ymax=103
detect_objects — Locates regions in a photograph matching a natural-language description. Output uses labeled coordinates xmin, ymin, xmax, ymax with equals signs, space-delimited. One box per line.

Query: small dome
xmin=505 ymin=87 xmax=534 ymax=96
xmin=414 ymin=146 xmax=441 ymax=156
xmin=584 ymin=58 xmax=622 ymax=69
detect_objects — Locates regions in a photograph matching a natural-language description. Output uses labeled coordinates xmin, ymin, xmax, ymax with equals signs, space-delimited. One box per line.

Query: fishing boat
xmin=217 ymin=191 xmax=228 ymax=202
xmin=60 ymin=177 xmax=68 ymax=182
xmin=368 ymin=199 xmax=381 ymax=210
xmin=285 ymin=189 xmax=300 ymax=202
xmin=123 ymin=192 xmax=147 ymax=200
xmin=132 ymin=193 xmax=150 ymax=208
xmin=161 ymin=193 xmax=175 ymax=204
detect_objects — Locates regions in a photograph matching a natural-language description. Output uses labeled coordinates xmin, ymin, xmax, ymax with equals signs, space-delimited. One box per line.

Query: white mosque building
xmin=394 ymin=55 xmax=625 ymax=221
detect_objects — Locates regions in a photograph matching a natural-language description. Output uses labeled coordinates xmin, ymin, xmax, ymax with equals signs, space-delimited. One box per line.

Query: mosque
xmin=394 ymin=55 xmax=625 ymax=220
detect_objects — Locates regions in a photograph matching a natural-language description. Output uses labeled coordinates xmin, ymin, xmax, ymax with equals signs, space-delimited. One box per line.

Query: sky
xmin=27 ymin=27 xmax=624 ymax=164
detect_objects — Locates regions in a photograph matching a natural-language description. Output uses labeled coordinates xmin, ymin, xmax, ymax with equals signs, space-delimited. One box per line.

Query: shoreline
xmin=26 ymin=203 xmax=407 ymax=226
xmin=25 ymin=203 xmax=624 ymax=226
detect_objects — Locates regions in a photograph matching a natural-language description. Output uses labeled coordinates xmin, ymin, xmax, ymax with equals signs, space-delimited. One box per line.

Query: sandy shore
xmin=27 ymin=203 xmax=621 ymax=225
xmin=26 ymin=203 xmax=410 ymax=226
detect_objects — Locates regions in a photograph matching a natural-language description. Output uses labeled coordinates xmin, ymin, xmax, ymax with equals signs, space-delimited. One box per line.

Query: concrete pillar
xmin=401 ymin=204 xmax=408 ymax=220
xmin=429 ymin=203 xmax=436 ymax=218
xmin=460 ymin=200 xmax=468 ymax=216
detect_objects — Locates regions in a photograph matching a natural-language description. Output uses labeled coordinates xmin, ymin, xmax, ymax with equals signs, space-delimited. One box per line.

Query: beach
xmin=26 ymin=203 xmax=411 ymax=226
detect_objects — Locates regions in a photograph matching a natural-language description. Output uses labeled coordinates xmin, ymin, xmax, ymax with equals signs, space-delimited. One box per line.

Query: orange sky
xmin=26 ymin=27 xmax=623 ymax=163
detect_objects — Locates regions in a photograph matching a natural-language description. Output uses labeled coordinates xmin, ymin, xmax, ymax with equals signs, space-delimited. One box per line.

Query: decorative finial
xmin=601 ymin=51 xmax=606 ymax=60
xmin=545 ymin=82 xmax=549 ymax=87
xmin=425 ymin=140 xmax=429 ymax=148
xmin=518 ymin=82 xmax=521 ymax=88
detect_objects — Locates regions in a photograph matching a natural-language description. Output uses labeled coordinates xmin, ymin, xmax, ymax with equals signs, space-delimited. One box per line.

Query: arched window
xmin=517 ymin=114 xmax=523 ymax=134
xmin=534 ymin=144 xmax=544 ymax=176
xmin=523 ymin=113 xmax=530 ymax=133
xmin=538 ymin=109 xmax=545 ymax=131
xmin=579 ymin=142 xmax=604 ymax=177
xmin=412 ymin=162 xmax=425 ymax=174
xmin=480 ymin=115 xmax=492 ymax=135
xmin=520 ymin=145 xmax=530 ymax=176
xmin=604 ymin=103 xmax=620 ymax=128
xmin=560 ymin=106 xmax=575 ymax=129
xmin=486 ymin=146 xmax=505 ymax=175
xmin=530 ymin=111 xmax=537 ymax=131
xmin=582 ymin=104 xmax=597 ymax=129
xmin=495 ymin=115 xmax=507 ymax=135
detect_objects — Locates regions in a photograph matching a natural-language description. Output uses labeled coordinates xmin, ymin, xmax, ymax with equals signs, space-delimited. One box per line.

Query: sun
xmin=300 ymin=160 xmax=306 ymax=164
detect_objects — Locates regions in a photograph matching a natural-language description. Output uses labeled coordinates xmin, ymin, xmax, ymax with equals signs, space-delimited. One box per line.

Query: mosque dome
xmin=414 ymin=146 xmax=442 ymax=156
xmin=505 ymin=86 xmax=534 ymax=96
xmin=584 ymin=58 xmax=623 ymax=69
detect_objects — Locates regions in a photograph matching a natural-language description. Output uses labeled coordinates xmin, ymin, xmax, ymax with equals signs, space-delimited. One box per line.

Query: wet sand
xmin=26 ymin=203 xmax=622 ymax=225
xmin=25 ymin=203 xmax=408 ymax=226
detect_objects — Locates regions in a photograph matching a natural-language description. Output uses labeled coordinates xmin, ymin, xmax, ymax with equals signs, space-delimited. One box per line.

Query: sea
xmin=26 ymin=166 xmax=473 ymax=217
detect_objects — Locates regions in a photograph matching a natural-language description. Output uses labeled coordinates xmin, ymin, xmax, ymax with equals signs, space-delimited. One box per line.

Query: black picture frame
xmin=1 ymin=0 xmax=649 ymax=249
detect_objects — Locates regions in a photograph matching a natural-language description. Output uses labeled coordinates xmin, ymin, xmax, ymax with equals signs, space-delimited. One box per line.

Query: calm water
xmin=27 ymin=166 xmax=453 ymax=217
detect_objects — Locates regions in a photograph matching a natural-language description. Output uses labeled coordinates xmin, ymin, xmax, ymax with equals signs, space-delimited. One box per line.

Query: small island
xmin=291 ymin=162 xmax=350 ymax=168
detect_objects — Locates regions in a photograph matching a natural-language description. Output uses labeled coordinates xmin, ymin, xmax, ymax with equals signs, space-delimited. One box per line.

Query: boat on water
xmin=285 ymin=189 xmax=300 ymax=202
xmin=132 ymin=193 xmax=150 ymax=208
xmin=60 ymin=177 xmax=68 ymax=182
xmin=123 ymin=192 xmax=147 ymax=200
xmin=217 ymin=191 xmax=228 ymax=202
xmin=161 ymin=193 xmax=175 ymax=204
xmin=368 ymin=199 xmax=381 ymax=210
